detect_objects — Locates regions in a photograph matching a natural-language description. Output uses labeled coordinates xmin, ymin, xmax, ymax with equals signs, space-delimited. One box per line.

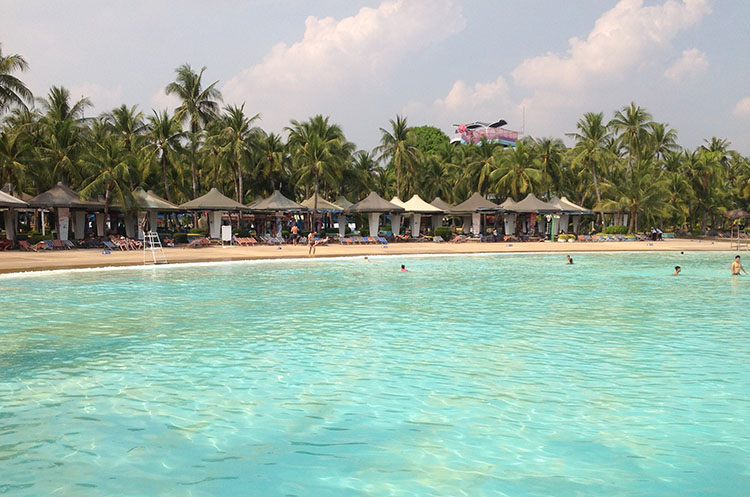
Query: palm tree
xmin=490 ymin=139 xmax=541 ymax=199
xmin=609 ymin=102 xmax=653 ymax=172
xmin=0 ymin=44 xmax=32 ymax=113
xmin=253 ymin=132 xmax=288 ymax=199
xmin=0 ymin=128 xmax=28 ymax=195
xmin=165 ymin=64 xmax=222 ymax=196
xmin=287 ymin=115 xmax=351 ymax=207
xmin=209 ymin=104 xmax=260 ymax=201
xmin=567 ymin=112 xmax=613 ymax=226
xmin=597 ymin=159 xmax=669 ymax=233
xmin=376 ymin=115 xmax=419 ymax=198
xmin=146 ymin=110 xmax=185 ymax=203
xmin=79 ymin=135 xmax=136 ymax=222
xmin=461 ymin=139 xmax=501 ymax=196
xmin=533 ymin=137 xmax=565 ymax=197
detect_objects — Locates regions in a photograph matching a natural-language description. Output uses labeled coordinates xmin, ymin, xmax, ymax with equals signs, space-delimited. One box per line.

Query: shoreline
xmin=0 ymin=238 xmax=736 ymax=275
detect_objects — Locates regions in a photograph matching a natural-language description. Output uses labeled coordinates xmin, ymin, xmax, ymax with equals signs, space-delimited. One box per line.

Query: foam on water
xmin=0 ymin=252 xmax=748 ymax=496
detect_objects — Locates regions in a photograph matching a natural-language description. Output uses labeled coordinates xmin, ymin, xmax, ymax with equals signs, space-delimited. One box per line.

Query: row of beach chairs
xmin=339 ymin=236 xmax=388 ymax=245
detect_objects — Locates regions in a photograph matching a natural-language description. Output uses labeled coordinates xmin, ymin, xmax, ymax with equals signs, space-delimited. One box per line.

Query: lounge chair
xmin=102 ymin=240 xmax=117 ymax=250
xmin=63 ymin=239 xmax=76 ymax=249
xmin=19 ymin=240 xmax=37 ymax=251
xmin=35 ymin=240 xmax=53 ymax=250
xmin=187 ymin=237 xmax=211 ymax=248
xmin=339 ymin=237 xmax=353 ymax=245
xmin=52 ymin=239 xmax=68 ymax=250
xmin=378 ymin=236 xmax=389 ymax=245
xmin=0 ymin=238 xmax=12 ymax=251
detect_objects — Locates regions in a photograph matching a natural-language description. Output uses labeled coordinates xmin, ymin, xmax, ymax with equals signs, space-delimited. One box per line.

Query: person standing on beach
xmin=308 ymin=232 xmax=316 ymax=255
xmin=731 ymin=255 xmax=747 ymax=275
xmin=291 ymin=223 xmax=299 ymax=246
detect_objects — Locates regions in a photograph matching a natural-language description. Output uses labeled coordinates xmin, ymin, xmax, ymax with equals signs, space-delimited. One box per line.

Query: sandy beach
xmin=0 ymin=238 xmax=736 ymax=274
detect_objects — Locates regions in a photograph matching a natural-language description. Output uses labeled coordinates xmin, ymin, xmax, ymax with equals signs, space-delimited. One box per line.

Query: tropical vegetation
xmin=1 ymin=45 xmax=749 ymax=235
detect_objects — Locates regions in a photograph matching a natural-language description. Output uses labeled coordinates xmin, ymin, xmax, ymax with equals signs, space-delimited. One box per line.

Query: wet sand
xmin=0 ymin=238 xmax=734 ymax=274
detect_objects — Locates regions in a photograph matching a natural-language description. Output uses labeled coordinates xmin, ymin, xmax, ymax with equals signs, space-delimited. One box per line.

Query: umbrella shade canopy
xmin=346 ymin=192 xmax=405 ymax=213
xmin=301 ymin=193 xmax=343 ymax=212
xmin=452 ymin=192 xmax=500 ymax=213
xmin=548 ymin=196 xmax=591 ymax=214
xmin=430 ymin=197 xmax=455 ymax=214
xmin=179 ymin=187 xmax=248 ymax=211
xmin=29 ymin=182 xmax=104 ymax=209
xmin=389 ymin=196 xmax=407 ymax=208
xmin=402 ymin=195 xmax=443 ymax=213
xmin=499 ymin=197 xmax=517 ymax=210
xmin=0 ymin=189 xmax=29 ymax=208
xmin=1 ymin=184 xmax=33 ymax=202
xmin=334 ymin=196 xmax=353 ymax=209
xmin=512 ymin=194 xmax=559 ymax=213
xmin=113 ymin=187 xmax=181 ymax=212
xmin=724 ymin=209 xmax=750 ymax=219
xmin=252 ymin=190 xmax=307 ymax=212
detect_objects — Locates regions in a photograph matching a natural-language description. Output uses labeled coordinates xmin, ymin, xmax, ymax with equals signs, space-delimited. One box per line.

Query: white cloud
xmin=664 ymin=48 xmax=708 ymax=81
xmin=733 ymin=97 xmax=750 ymax=117
xmin=150 ymin=88 xmax=181 ymax=113
xmin=222 ymin=0 xmax=465 ymax=135
xmin=511 ymin=0 xmax=711 ymax=93
xmin=68 ymin=82 xmax=123 ymax=114
xmin=411 ymin=0 xmax=712 ymax=139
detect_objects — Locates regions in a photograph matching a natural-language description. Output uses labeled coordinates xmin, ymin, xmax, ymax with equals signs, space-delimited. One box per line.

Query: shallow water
xmin=0 ymin=252 xmax=748 ymax=496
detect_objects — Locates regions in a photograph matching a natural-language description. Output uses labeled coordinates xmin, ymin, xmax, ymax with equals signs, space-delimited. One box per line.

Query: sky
xmin=2 ymin=0 xmax=749 ymax=154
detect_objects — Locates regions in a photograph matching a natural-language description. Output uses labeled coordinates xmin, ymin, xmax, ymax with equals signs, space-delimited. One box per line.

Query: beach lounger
xmin=378 ymin=237 xmax=389 ymax=245
xmin=577 ymin=235 xmax=587 ymax=242
xmin=433 ymin=235 xmax=445 ymax=243
xmin=19 ymin=240 xmax=37 ymax=251
xmin=34 ymin=240 xmax=53 ymax=250
xmin=187 ymin=237 xmax=211 ymax=248
xmin=0 ymin=238 xmax=12 ymax=251
xmin=52 ymin=240 xmax=68 ymax=250
xmin=339 ymin=237 xmax=353 ymax=245
xmin=63 ymin=240 xmax=76 ymax=249
xmin=102 ymin=240 xmax=117 ymax=251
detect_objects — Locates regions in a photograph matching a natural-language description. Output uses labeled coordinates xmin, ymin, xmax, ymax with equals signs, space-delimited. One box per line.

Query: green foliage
xmin=434 ymin=226 xmax=453 ymax=239
xmin=188 ymin=228 xmax=207 ymax=235
xmin=411 ymin=125 xmax=449 ymax=155
xmin=172 ymin=232 xmax=188 ymax=244
xmin=604 ymin=225 xmax=628 ymax=234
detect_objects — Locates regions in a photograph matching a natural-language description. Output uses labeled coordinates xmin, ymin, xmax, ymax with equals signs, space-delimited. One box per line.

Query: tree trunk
xmin=161 ymin=152 xmax=172 ymax=202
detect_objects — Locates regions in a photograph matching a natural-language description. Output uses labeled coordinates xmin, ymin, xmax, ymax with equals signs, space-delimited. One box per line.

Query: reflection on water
xmin=0 ymin=252 xmax=748 ymax=497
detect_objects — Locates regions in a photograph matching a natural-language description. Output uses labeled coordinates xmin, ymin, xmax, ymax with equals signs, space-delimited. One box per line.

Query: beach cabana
xmin=179 ymin=187 xmax=248 ymax=239
xmin=346 ymin=192 xmax=404 ymax=238
xmin=389 ymin=197 xmax=407 ymax=237
xmin=124 ymin=188 xmax=181 ymax=238
xmin=499 ymin=198 xmax=518 ymax=234
xmin=430 ymin=197 xmax=455 ymax=232
xmin=452 ymin=193 xmax=501 ymax=235
xmin=334 ymin=196 xmax=353 ymax=210
xmin=402 ymin=195 xmax=443 ymax=235
xmin=28 ymin=182 xmax=104 ymax=240
xmin=511 ymin=194 xmax=559 ymax=234
xmin=0 ymin=190 xmax=28 ymax=241
xmin=252 ymin=190 xmax=308 ymax=238
xmin=301 ymin=193 xmax=344 ymax=235
xmin=548 ymin=196 xmax=591 ymax=234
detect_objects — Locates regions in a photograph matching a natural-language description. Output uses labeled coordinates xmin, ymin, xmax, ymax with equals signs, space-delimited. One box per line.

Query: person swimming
xmin=674 ymin=266 xmax=681 ymax=275
xmin=730 ymin=255 xmax=747 ymax=275
xmin=566 ymin=255 xmax=573 ymax=265
xmin=400 ymin=264 xmax=408 ymax=272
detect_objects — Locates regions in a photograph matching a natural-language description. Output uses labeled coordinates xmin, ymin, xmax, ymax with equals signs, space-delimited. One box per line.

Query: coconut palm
xmin=609 ymin=102 xmax=653 ymax=172
xmin=532 ymin=136 xmax=565 ymax=197
xmin=165 ymin=64 xmax=222 ymax=196
xmin=376 ymin=115 xmax=420 ymax=198
xmin=0 ymin=128 xmax=28 ymax=194
xmin=146 ymin=110 xmax=185 ymax=203
xmin=490 ymin=139 xmax=541 ymax=199
xmin=567 ymin=112 xmax=613 ymax=214
xmin=461 ymin=139 xmax=501 ymax=196
xmin=0 ymin=44 xmax=32 ymax=113
xmin=208 ymin=104 xmax=260 ymax=201
xmin=79 ymin=135 xmax=136 ymax=222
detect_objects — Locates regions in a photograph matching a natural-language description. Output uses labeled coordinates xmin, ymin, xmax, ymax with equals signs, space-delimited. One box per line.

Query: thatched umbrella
xmin=179 ymin=188 xmax=248 ymax=238
xmin=28 ymin=182 xmax=105 ymax=240
xmin=452 ymin=192 xmax=501 ymax=235
xmin=0 ymin=190 xmax=28 ymax=241
xmin=346 ymin=192 xmax=404 ymax=238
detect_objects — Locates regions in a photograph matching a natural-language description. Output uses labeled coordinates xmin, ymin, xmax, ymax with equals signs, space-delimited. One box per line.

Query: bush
xmin=188 ymin=228 xmax=207 ymax=235
xmin=172 ymin=232 xmax=188 ymax=244
xmin=434 ymin=226 xmax=452 ymax=239
xmin=605 ymin=225 xmax=628 ymax=235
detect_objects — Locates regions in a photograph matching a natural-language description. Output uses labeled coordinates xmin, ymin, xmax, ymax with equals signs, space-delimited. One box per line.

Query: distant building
xmin=450 ymin=119 xmax=521 ymax=147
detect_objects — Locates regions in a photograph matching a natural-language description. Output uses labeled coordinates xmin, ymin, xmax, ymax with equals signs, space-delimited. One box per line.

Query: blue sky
xmin=2 ymin=0 xmax=749 ymax=154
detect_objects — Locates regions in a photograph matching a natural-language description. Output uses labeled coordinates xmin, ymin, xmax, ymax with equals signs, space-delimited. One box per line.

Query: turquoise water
xmin=0 ymin=252 xmax=748 ymax=497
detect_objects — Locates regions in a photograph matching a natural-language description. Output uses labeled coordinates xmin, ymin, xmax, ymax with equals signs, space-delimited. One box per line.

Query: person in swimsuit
xmin=400 ymin=264 xmax=408 ymax=272
xmin=290 ymin=223 xmax=299 ymax=246
xmin=673 ymin=266 xmax=681 ymax=275
xmin=308 ymin=232 xmax=316 ymax=255
xmin=566 ymin=255 xmax=573 ymax=265
xmin=731 ymin=255 xmax=747 ymax=275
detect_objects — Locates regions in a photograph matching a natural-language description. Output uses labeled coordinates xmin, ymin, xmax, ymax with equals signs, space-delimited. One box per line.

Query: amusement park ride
xmin=450 ymin=119 xmax=521 ymax=147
